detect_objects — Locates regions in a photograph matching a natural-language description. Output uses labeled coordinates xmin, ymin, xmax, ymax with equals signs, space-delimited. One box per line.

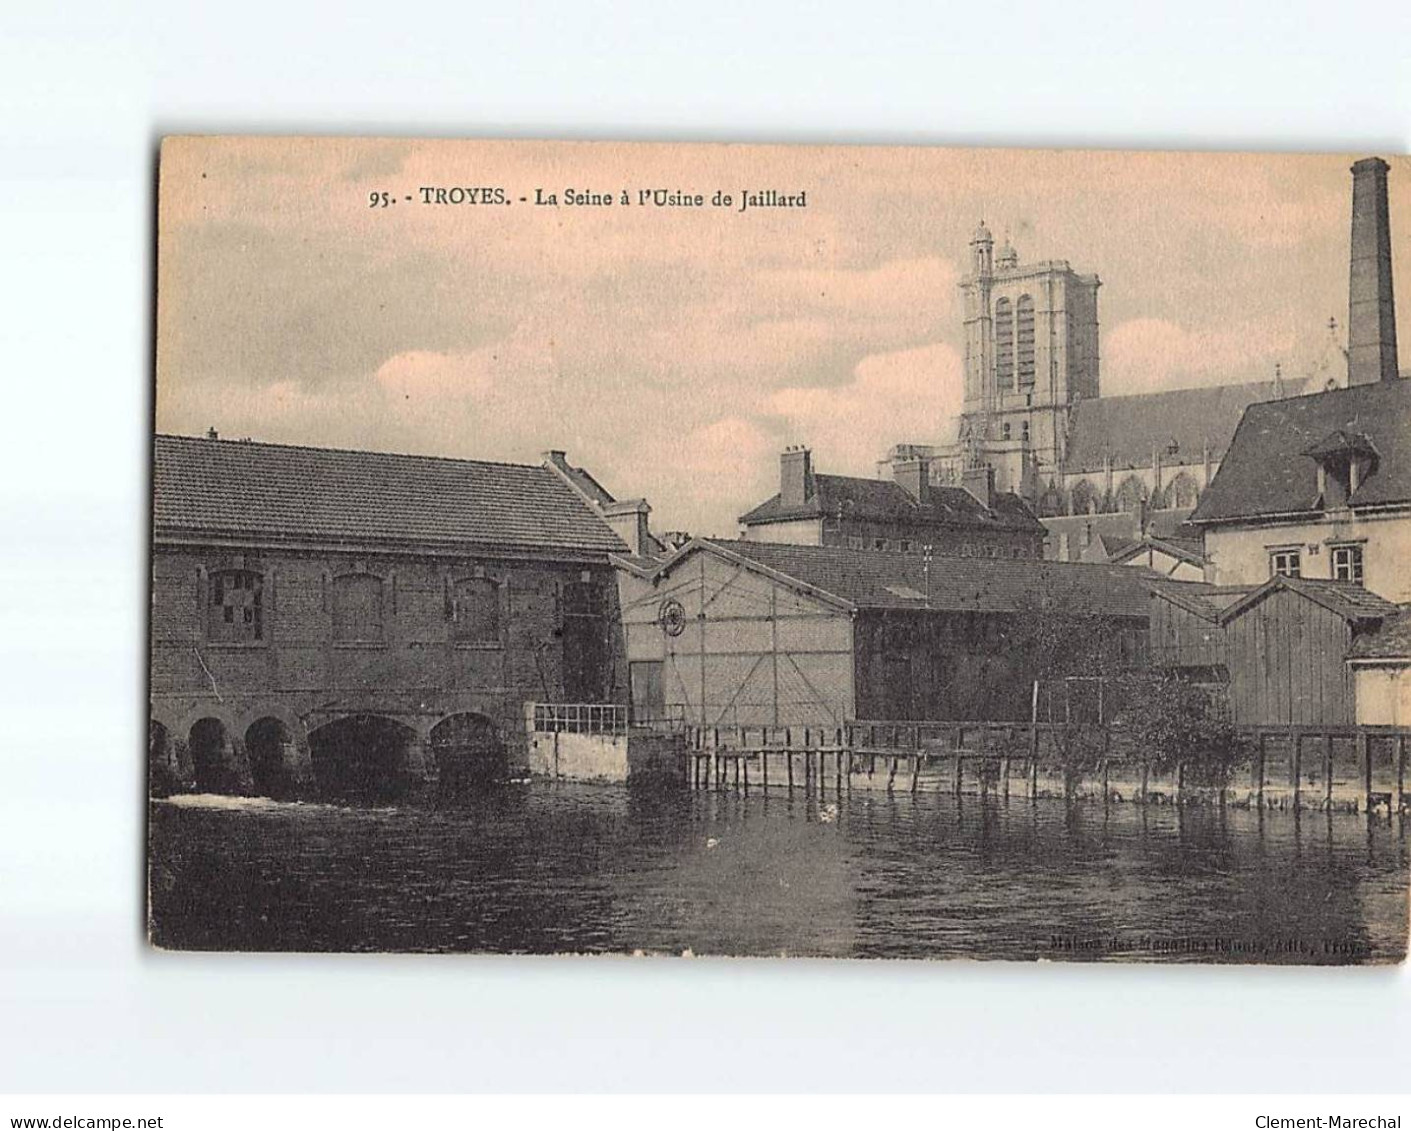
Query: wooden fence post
xmin=1396 ymin=735 xmax=1406 ymax=817
xmin=1315 ymin=733 xmax=1326 ymax=812
xmin=1256 ymin=733 xmax=1266 ymax=809
xmin=1360 ymin=732 xmax=1372 ymax=814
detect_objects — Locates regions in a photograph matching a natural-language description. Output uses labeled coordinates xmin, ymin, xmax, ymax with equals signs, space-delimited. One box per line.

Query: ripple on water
xmin=148 ymin=785 xmax=1409 ymax=962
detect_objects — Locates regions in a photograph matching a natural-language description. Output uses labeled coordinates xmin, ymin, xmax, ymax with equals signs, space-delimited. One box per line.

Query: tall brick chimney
xmin=1347 ymin=157 xmax=1400 ymax=386
xmin=894 ymin=458 xmax=930 ymax=503
xmin=780 ymin=446 xmax=814 ymax=507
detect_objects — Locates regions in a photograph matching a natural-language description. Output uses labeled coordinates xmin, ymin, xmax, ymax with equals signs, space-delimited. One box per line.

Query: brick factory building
xmin=148 ymin=433 xmax=632 ymax=802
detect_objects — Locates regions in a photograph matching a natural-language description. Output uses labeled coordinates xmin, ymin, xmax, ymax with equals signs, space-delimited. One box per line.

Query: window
xmin=1016 ymin=295 xmax=1035 ymax=386
xmin=1169 ymin=472 xmax=1199 ymax=509
xmin=333 ymin=573 xmax=384 ymax=642
xmin=994 ymin=298 xmax=1014 ymax=390
xmin=1001 ymin=422 xmax=1011 ymax=440
xmin=1021 ymin=420 xmax=1031 ymax=443
xmin=847 ymin=536 xmax=865 ymax=550
xmin=899 ymin=540 xmax=912 ymax=553
xmin=453 ymin=577 xmax=500 ymax=644
xmin=874 ymin=538 xmax=888 ymax=551
xmin=1331 ymin=545 xmax=1363 ymax=583
xmin=208 ymin=569 xmax=262 ymax=642
xmin=1269 ymin=550 xmax=1301 ymax=579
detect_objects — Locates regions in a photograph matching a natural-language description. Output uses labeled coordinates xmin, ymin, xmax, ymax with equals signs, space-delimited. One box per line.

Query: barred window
xmin=208 ymin=569 xmax=262 ymax=643
xmin=994 ymin=298 xmax=1014 ymax=390
xmin=1016 ymin=295 xmax=1035 ymax=386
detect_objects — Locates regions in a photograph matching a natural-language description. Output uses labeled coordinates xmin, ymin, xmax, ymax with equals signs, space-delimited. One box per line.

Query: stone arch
xmin=1115 ymin=475 xmax=1148 ymax=514
xmin=244 ymin=715 xmax=312 ymax=800
xmin=1069 ymin=479 xmax=1099 ymax=516
xmin=429 ymin=712 xmax=507 ymax=796
xmin=308 ymin=713 xmax=422 ymax=804
xmin=149 ymin=718 xmax=191 ymax=797
xmin=187 ymin=716 xmax=251 ymax=795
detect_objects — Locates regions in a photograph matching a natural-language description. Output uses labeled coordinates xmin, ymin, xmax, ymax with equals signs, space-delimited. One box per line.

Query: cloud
xmin=374 ymin=347 xmax=507 ymax=402
xmin=766 ymin=341 xmax=964 ymax=473
xmin=1104 ymin=317 xmax=1294 ymax=394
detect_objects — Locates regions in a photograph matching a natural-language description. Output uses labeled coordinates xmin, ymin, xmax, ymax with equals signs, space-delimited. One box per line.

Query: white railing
xmin=531 ymin=702 xmax=628 ymax=736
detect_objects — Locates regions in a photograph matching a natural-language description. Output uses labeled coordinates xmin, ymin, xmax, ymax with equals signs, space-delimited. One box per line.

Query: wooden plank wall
xmin=1225 ymin=588 xmax=1353 ymax=726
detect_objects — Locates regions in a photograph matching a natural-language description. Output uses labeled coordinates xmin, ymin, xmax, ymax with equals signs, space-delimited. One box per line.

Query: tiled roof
xmin=1349 ymin=610 xmax=1411 ymax=660
xmin=1191 ymin=380 xmax=1411 ymax=524
xmin=738 ymin=474 xmax=1043 ymax=533
xmin=1064 ymin=379 xmax=1305 ymax=474
xmin=1109 ymin=535 xmax=1206 ymax=568
xmin=1147 ymin=580 xmax=1253 ymax=622
xmin=153 ymin=434 xmax=627 ymax=554
xmin=1215 ymin=575 xmax=1402 ymax=626
xmin=699 ymin=539 xmax=1153 ymax=617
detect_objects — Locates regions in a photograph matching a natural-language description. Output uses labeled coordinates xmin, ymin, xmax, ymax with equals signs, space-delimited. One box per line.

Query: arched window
xmin=333 ymin=573 xmax=384 ymax=642
xmin=1168 ymin=471 xmax=1199 ymax=509
xmin=994 ymin=298 xmax=1014 ymax=390
xmin=453 ymin=577 xmax=500 ymax=644
xmin=1016 ymin=295 xmax=1035 ymax=386
xmin=1069 ymin=480 xmax=1098 ymax=516
xmin=1115 ymin=475 xmax=1149 ymax=514
xmin=208 ymin=568 xmax=263 ymax=643
xmin=1038 ymin=483 xmax=1066 ymax=518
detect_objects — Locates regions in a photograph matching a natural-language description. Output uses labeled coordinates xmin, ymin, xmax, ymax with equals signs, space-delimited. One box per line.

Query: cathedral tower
xmin=958 ymin=229 xmax=1101 ymax=479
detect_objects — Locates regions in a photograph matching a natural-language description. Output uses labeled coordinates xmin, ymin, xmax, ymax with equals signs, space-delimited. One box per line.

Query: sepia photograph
xmin=147 ymin=137 xmax=1410 ymax=963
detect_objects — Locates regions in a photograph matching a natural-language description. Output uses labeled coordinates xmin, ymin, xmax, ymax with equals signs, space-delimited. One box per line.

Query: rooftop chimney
xmin=602 ymin=499 xmax=653 ymax=557
xmin=1347 ymin=157 xmax=1400 ymax=386
xmin=206 ymin=427 xmax=219 ymax=441
xmin=961 ymin=464 xmax=995 ymax=509
xmin=894 ymin=458 xmax=930 ymax=504
xmin=780 ymin=446 xmax=814 ymax=507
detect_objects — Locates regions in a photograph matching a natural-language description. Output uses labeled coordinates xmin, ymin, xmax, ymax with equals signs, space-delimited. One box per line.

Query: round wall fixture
xmin=658 ymin=598 xmax=687 ymax=637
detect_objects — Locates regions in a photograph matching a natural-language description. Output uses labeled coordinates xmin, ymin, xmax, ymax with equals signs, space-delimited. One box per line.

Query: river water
xmin=148 ymin=784 xmax=1408 ymax=962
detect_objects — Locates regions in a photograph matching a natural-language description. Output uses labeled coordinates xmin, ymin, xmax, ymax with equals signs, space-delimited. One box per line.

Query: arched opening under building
xmin=188 ymin=717 xmax=246 ymax=795
xmin=245 ymin=716 xmax=301 ymax=800
xmin=430 ymin=712 xmax=507 ymax=797
xmin=308 ymin=714 xmax=419 ymax=804
xmin=149 ymin=719 xmax=181 ymax=797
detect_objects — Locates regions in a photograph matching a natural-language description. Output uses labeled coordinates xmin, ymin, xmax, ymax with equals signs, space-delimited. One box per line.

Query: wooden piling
xmin=1256 ymin=733 xmax=1266 ymax=808
xmin=911 ymin=753 xmax=921 ymax=794
xmin=834 ymin=748 xmax=842 ymax=793
xmin=952 ymin=752 xmax=962 ymax=796
xmin=1000 ymin=755 xmax=1010 ymax=799
xmin=887 ymin=756 xmax=897 ymax=792
xmin=1359 ymin=732 xmax=1372 ymax=813
xmin=1139 ymin=760 xmax=1149 ymax=805
xmin=1322 ymin=731 xmax=1332 ymax=811
xmin=742 ymin=756 xmax=749 ymax=793
xmin=786 ymin=750 xmax=794 ymax=793
xmin=762 ymin=749 xmax=768 ymax=791
xmin=1396 ymin=735 xmax=1406 ymax=817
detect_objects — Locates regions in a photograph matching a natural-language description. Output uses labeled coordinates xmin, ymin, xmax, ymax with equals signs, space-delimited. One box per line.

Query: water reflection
xmin=148 ymin=784 xmax=1408 ymax=963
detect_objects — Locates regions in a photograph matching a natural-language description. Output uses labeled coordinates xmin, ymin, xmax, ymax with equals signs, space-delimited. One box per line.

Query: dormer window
xmin=1303 ymin=430 xmax=1379 ymax=509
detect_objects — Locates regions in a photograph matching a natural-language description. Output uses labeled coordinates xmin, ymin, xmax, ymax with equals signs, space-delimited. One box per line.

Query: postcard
xmin=149 ymin=137 xmax=1410 ymax=961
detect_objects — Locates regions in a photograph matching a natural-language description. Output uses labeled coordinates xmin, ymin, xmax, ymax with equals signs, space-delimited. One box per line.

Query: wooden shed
xmin=616 ymin=538 xmax=1152 ymax=728
xmin=1149 ymin=575 xmax=1403 ymax=726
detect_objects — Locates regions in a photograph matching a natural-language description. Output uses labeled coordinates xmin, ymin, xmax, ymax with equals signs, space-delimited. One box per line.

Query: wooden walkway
xmin=681 ymin=721 xmax=1410 ymax=816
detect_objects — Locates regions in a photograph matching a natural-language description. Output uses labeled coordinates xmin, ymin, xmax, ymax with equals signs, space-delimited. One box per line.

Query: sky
xmin=155 ymin=139 xmax=1411 ymax=536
